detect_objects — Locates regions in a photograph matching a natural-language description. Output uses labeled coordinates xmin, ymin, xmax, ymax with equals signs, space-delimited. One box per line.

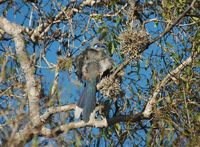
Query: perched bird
xmin=74 ymin=40 xmax=114 ymax=122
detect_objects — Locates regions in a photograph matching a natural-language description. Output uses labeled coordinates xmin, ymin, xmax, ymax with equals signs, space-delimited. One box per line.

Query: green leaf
xmin=154 ymin=20 xmax=158 ymax=28
xmin=111 ymin=42 xmax=115 ymax=54
xmin=33 ymin=134 xmax=38 ymax=147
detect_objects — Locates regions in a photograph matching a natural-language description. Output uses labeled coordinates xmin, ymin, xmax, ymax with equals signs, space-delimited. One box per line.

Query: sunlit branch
xmin=40 ymin=104 xmax=76 ymax=122
xmin=0 ymin=16 xmax=41 ymax=145
xmin=41 ymin=118 xmax=107 ymax=137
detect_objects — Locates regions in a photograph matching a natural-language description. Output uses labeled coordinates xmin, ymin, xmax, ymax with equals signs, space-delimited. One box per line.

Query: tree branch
xmin=40 ymin=118 xmax=107 ymax=137
xmin=107 ymin=113 xmax=145 ymax=126
xmin=149 ymin=0 xmax=197 ymax=44
xmin=40 ymin=104 xmax=76 ymax=122
xmin=143 ymin=51 xmax=198 ymax=118
xmin=98 ymin=0 xmax=197 ymax=97
xmin=0 ymin=16 xmax=41 ymax=144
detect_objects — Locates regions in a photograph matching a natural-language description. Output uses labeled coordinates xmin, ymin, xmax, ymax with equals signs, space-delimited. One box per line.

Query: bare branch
xmin=39 ymin=105 xmax=108 ymax=137
xmin=41 ymin=119 xmax=107 ymax=137
xmin=40 ymin=104 xmax=76 ymax=122
xmin=0 ymin=55 xmax=8 ymax=82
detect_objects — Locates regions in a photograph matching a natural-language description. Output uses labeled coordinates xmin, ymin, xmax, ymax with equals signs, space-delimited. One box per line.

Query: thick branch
xmin=41 ymin=118 xmax=107 ymax=137
xmin=0 ymin=17 xmax=41 ymax=144
xmin=107 ymin=113 xmax=145 ymax=126
xmin=40 ymin=104 xmax=76 ymax=122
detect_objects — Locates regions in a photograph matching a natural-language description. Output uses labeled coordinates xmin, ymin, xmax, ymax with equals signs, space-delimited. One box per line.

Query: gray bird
xmin=74 ymin=40 xmax=114 ymax=122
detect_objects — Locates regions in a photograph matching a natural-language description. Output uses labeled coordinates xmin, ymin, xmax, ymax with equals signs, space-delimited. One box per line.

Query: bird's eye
xmin=101 ymin=44 xmax=107 ymax=49
xmin=93 ymin=43 xmax=107 ymax=49
xmin=94 ymin=43 xmax=100 ymax=49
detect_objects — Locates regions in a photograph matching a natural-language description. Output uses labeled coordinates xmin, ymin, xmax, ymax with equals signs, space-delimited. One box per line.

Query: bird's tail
xmin=75 ymin=79 xmax=96 ymax=122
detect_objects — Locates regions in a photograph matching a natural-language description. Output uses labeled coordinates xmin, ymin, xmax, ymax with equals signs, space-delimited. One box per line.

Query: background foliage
xmin=0 ymin=0 xmax=199 ymax=146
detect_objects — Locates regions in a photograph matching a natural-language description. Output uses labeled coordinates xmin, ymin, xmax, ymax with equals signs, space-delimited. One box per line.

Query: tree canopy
xmin=0 ymin=0 xmax=199 ymax=146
